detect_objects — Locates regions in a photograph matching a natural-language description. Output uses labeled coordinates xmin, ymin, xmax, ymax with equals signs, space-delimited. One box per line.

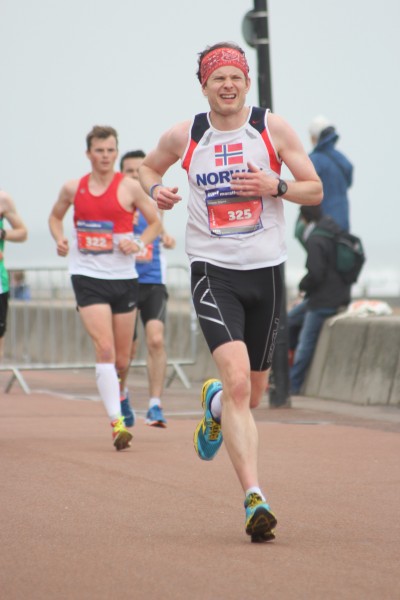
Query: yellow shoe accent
xmin=111 ymin=416 xmax=133 ymax=451
xmin=193 ymin=379 xmax=223 ymax=461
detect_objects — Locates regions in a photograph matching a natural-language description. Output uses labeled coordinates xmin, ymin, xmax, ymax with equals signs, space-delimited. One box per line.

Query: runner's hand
xmin=154 ymin=186 xmax=181 ymax=211
xmin=231 ymin=162 xmax=278 ymax=197
xmin=56 ymin=237 xmax=69 ymax=257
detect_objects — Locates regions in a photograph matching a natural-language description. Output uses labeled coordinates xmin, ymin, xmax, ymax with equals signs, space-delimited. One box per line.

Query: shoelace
xmin=207 ymin=419 xmax=221 ymax=441
xmin=245 ymin=493 xmax=262 ymax=509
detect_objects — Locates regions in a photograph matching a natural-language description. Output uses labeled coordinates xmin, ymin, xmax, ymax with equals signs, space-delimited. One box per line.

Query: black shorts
xmin=71 ymin=275 xmax=138 ymax=314
xmin=0 ymin=291 xmax=9 ymax=337
xmin=134 ymin=283 xmax=168 ymax=340
xmin=191 ymin=261 xmax=283 ymax=371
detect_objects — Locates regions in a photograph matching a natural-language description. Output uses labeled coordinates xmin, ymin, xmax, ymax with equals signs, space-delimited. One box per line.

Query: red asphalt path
xmin=1 ymin=370 xmax=400 ymax=600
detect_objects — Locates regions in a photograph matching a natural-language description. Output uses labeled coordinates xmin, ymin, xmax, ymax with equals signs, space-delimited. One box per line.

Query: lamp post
xmin=242 ymin=0 xmax=291 ymax=407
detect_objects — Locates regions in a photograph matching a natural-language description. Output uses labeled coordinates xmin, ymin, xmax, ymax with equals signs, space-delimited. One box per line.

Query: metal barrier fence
xmin=1 ymin=265 xmax=198 ymax=393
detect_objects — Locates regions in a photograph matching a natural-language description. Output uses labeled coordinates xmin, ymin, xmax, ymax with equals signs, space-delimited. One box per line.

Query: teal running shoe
xmin=244 ymin=493 xmax=277 ymax=543
xmin=145 ymin=405 xmax=167 ymax=428
xmin=120 ymin=391 xmax=135 ymax=428
xmin=193 ymin=379 xmax=223 ymax=461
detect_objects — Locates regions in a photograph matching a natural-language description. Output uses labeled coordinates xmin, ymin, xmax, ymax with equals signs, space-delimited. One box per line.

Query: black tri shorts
xmin=71 ymin=275 xmax=138 ymax=314
xmin=191 ymin=261 xmax=283 ymax=372
xmin=0 ymin=291 xmax=9 ymax=337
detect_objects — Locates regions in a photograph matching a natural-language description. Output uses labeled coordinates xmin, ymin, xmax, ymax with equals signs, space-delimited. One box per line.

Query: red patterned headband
xmin=200 ymin=47 xmax=249 ymax=85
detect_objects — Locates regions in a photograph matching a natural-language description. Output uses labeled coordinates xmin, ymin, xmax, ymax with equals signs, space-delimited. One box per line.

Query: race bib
xmin=135 ymin=243 xmax=154 ymax=263
xmin=76 ymin=220 xmax=114 ymax=254
xmin=206 ymin=188 xmax=263 ymax=236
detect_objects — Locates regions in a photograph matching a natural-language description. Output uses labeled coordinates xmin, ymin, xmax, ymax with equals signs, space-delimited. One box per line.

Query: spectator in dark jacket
xmin=309 ymin=115 xmax=353 ymax=232
xmin=289 ymin=204 xmax=351 ymax=394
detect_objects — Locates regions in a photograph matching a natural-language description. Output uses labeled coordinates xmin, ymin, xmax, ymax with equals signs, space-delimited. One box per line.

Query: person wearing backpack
xmin=309 ymin=115 xmax=353 ymax=232
xmin=289 ymin=204 xmax=351 ymax=394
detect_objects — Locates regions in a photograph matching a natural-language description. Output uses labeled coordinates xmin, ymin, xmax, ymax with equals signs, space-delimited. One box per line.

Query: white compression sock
xmin=95 ymin=363 xmax=121 ymax=421
xmin=210 ymin=390 xmax=222 ymax=422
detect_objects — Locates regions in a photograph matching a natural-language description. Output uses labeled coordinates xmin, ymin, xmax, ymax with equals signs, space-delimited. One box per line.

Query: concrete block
xmin=319 ymin=318 xmax=368 ymax=402
xmin=351 ymin=318 xmax=400 ymax=405
xmin=303 ymin=317 xmax=334 ymax=396
xmin=389 ymin=354 xmax=400 ymax=406
xmin=303 ymin=316 xmax=400 ymax=406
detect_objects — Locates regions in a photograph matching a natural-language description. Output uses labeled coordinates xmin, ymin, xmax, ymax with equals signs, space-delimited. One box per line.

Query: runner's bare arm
xmin=118 ymin=178 xmax=162 ymax=255
xmin=139 ymin=121 xmax=190 ymax=210
xmin=131 ymin=182 xmax=162 ymax=248
xmin=48 ymin=180 xmax=77 ymax=257
xmin=0 ymin=191 xmax=28 ymax=242
xmin=231 ymin=113 xmax=322 ymax=205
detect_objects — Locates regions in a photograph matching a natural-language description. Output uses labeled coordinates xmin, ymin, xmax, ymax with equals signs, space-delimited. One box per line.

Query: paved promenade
xmin=1 ymin=368 xmax=399 ymax=600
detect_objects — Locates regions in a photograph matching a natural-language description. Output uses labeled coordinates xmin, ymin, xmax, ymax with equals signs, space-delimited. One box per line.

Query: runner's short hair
xmin=86 ymin=125 xmax=118 ymax=151
xmin=119 ymin=150 xmax=146 ymax=171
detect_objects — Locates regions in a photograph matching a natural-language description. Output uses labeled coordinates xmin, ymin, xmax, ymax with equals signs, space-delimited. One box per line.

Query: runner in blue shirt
xmin=120 ymin=150 xmax=175 ymax=427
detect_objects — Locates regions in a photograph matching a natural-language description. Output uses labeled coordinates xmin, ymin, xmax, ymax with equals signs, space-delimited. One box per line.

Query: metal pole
xmin=246 ymin=0 xmax=291 ymax=407
xmin=253 ymin=0 xmax=272 ymax=110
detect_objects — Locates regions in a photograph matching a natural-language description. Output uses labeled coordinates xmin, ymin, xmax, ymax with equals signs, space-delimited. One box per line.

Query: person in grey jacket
xmin=309 ymin=115 xmax=353 ymax=232
xmin=289 ymin=204 xmax=351 ymax=394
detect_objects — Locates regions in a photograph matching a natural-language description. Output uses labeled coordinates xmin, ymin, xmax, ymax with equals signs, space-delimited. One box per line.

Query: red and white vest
xmin=69 ymin=172 xmax=137 ymax=279
xmin=181 ymin=107 xmax=287 ymax=270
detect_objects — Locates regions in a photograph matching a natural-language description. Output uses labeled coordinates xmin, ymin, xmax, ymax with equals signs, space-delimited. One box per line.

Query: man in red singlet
xmin=139 ymin=42 xmax=322 ymax=541
xmin=49 ymin=126 xmax=161 ymax=451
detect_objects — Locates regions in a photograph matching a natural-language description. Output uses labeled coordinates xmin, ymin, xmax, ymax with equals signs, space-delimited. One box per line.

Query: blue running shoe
xmin=193 ymin=379 xmax=223 ymax=461
xmin=120 ymin=391 xmax=135 ymax=428
xmin=244 ymin=493 xmax=277 ymax=543
xmin=145 ymin=405 xmax=167 ymax=428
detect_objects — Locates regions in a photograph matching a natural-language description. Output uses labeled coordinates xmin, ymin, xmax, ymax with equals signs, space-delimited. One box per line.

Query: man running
xmin=139 ymin=43 xmax=322 ymax=541
xmin=120 ymin=149 xmax=176 ymax=427
xmin=49 ymin=126 xmax=161 ymax=450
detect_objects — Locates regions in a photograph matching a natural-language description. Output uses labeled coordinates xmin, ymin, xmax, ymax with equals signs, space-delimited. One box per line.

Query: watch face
xmin=278 ymin=180 xmax=288 ymax=195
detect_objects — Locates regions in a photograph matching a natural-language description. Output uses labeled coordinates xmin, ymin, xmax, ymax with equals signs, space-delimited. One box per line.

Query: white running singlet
xmin=182 ymin=107 xmax=287 ymax=270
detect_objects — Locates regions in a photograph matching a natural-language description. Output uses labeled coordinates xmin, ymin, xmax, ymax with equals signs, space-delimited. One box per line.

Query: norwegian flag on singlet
xmin=214 ymin=143 xmax=243 ymax=167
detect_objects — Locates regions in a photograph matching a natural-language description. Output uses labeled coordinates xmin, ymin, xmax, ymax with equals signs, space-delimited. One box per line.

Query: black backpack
xmin=311 ymin=227 xmax=366 ymax=284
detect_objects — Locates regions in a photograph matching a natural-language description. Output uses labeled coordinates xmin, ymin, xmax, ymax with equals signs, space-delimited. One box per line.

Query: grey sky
xmin=1 ymin=0 xmax=399 ymax=291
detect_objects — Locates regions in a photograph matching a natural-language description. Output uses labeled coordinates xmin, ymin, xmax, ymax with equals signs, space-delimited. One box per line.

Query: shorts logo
xmin=214 ymin=143 xmax=243 ymax=167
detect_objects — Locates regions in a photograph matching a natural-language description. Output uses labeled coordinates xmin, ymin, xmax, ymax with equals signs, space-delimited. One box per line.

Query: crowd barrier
xmin=1 ymin=265 xmax=198 ymax=394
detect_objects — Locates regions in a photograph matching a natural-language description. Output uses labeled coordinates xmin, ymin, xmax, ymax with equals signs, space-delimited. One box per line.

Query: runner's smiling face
xmin=202 ymin=66 xmax=250 ymax=116
xmin=86 ymin=136 xmax=118 ymax=174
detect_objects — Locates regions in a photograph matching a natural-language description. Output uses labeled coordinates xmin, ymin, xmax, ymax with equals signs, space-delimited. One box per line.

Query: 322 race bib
xmin=76 ymin=220 xmax=114 ymax=254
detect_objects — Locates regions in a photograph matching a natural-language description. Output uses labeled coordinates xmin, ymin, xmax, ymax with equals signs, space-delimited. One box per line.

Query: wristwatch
xmin=273 ymin=179 xmax=288 ymax=197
